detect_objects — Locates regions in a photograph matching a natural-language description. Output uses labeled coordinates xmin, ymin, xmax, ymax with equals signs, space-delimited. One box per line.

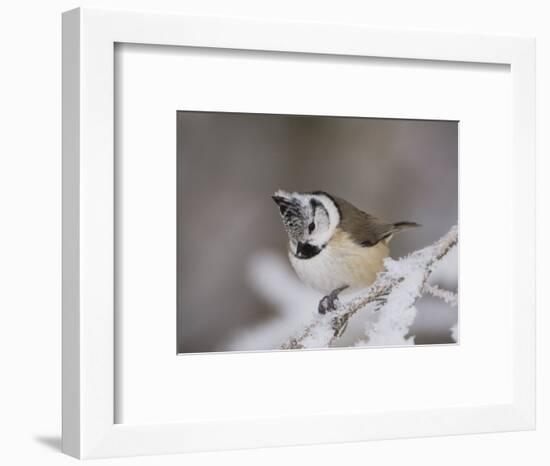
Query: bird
xmin=272 ymin=190 xmax=419 ymax=314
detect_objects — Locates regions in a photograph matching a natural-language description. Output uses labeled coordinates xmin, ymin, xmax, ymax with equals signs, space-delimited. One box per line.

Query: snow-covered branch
xmin=424 ymin=283 xmax=458 ymax=307
xmin=281 ymin=226 xmax=458 ymax=350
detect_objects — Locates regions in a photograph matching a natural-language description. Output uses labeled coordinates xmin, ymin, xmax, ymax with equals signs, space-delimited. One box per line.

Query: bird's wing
xmin=335 ymin=196 xmax=417 ymax=247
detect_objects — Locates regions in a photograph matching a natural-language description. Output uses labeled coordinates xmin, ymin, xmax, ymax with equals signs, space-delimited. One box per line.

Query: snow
xmin=219 ymin=251 xmax=321 ymax=351
xmin=221 ymin=226 xmax=458 ymax=351
xmin=358 ymin=257 xmax=424 ymax=347
xmin=344 ymin=226 xmax=458 ymax=348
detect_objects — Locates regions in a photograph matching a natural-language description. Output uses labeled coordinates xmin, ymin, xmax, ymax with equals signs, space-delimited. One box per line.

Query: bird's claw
xmin=318 ymin=294 xmax=339 ymax=315
xmin=318 ymin=285 xmax=349 ymax=314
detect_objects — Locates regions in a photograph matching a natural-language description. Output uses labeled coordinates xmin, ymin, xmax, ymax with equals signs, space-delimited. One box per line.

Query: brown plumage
xmin=329 ymin=193 xmax=419 ymax=247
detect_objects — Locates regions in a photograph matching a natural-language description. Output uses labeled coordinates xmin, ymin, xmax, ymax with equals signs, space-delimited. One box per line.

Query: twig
xmin=280 ymin=225 xmax=458 ymax=350
xmin=424 ymin=284 xmax=458 ymax=307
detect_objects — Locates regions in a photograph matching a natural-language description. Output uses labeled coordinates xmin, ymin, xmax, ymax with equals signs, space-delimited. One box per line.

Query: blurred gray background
xmin=177 ymin=111 xmax=458 ymax=353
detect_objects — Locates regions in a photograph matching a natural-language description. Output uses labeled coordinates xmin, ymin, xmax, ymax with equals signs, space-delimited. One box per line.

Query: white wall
xmin=0 ymin=1 xmax=547 ymax=465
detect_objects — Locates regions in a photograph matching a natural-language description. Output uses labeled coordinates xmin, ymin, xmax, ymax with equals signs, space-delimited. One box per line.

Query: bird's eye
xmin=308 ymin=222 xmax=315 ymax=233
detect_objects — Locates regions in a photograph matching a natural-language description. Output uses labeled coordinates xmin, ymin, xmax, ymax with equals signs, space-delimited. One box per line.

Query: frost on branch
xmin=281 ymin=226 xmax=458 ymax=350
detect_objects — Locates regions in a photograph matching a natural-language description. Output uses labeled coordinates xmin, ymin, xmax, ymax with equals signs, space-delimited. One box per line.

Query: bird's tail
xmin=381 ymin=221 xmax=420 ymax=244
xmin=392 ymin=221 xmax=421 ymax=232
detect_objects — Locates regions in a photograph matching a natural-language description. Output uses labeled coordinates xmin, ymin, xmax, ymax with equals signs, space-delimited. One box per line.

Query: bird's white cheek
xmin=309 ymin=228 xmax=335 ymax=248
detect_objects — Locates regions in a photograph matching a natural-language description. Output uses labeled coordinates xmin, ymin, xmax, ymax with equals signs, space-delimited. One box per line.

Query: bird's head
xmin=272 ymin=190 xmax=341 ymax=259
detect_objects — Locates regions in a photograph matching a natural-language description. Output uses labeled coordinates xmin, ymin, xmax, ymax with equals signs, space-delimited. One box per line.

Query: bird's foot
xmin=318 ymin=285 xmax=349 ymax=315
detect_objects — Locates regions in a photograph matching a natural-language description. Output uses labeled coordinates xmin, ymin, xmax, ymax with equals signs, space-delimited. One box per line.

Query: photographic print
xmin=177 ymin=111 xmax=458 ymax=353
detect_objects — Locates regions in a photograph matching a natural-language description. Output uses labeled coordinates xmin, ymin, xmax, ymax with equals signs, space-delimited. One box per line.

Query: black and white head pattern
xmin=272 ymin=190 xmax=341 ymax=259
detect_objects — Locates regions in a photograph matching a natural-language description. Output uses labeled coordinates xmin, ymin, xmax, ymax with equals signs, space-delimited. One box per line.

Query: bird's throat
xmin=294 ymin=242 xmax=324 ymax=259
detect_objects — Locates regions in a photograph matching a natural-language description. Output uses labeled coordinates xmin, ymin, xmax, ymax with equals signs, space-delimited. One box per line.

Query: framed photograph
xmin=176 ymin=111 xmax=458 ymax=354
xmin=62 ymin=8 xmax=535 ymax=459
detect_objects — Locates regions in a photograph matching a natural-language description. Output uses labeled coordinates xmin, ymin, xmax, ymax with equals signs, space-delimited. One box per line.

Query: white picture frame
xmin=62 ymin=7 xmax=535 ymax=459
